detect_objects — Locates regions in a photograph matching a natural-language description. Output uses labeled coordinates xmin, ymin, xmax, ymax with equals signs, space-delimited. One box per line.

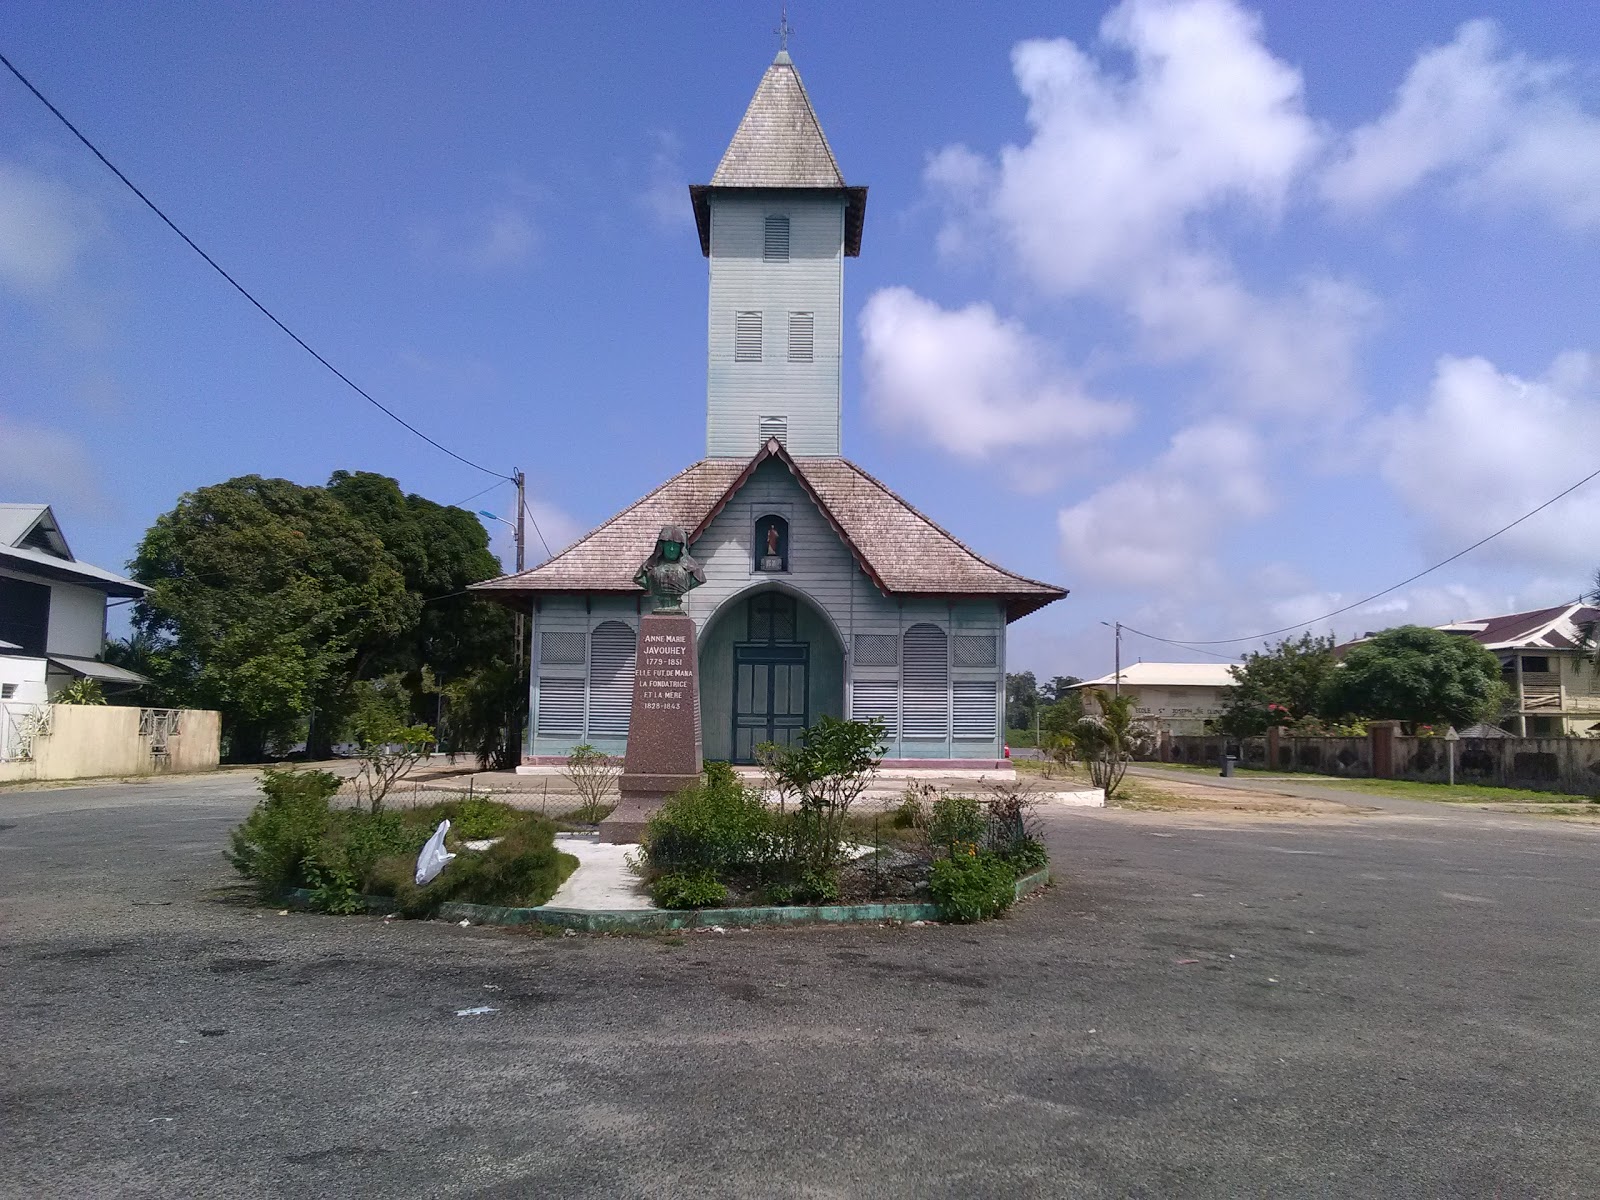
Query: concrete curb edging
xmin=281 ymin=866 xmax=1051 ymax=932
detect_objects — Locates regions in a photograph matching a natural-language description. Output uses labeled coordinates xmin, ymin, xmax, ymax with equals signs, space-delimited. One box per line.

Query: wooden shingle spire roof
xmin=690 ymin=52 xmax=868 ymax=256
xmin=472 ymin=441 xmax=1067 ymax=622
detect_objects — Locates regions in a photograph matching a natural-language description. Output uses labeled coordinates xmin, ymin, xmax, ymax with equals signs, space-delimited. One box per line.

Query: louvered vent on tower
xmin=540 ymin=632 xmax=585 ymax=665
xmin=764 ymin=214 xmax=790 ymax=261
xmin=735 ymin=311 xmax=763 ymax=362
xmin=787 ymin=311 xmax=814 ymax=362
xmin=952 ymin=635 xmax=997 ymax=668
xmin=853 ymin=633 xmax=898 ymax=667
xmin=901 ymin=623 xmax=949 ymax=739
xmin=758 ymin=414 xmax=788 ymax=445
xmin=587 ymin=621 xmax=636 ymax=736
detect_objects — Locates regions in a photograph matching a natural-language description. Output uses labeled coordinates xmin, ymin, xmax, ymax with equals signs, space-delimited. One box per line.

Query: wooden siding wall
xmin=706 ymin=192 xmax=844 ymax=458
xmin=525 ymin=461 xmax=1008 ymax=761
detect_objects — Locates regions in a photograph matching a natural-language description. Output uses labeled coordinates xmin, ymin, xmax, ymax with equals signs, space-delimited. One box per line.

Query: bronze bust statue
xmin=634 ymin=525 xmax=705 ymax=613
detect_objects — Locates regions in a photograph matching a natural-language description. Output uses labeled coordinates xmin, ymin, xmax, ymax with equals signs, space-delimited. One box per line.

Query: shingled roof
xmin=690 ymin=51 xmax=867 ymax=256
xmin=472 ymin=441 xmax=1067 ymax=621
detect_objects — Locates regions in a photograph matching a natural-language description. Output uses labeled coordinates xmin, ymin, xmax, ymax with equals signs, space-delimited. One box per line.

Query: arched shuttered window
xmin=901 ymin=623 xmax=949 ymax=739
xmin=587 ymin=621 xmax=637 ymax=736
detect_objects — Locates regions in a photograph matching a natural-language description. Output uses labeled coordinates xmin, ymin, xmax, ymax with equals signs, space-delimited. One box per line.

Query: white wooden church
xmin=475 ymin=50 xmax=1067 ymax=768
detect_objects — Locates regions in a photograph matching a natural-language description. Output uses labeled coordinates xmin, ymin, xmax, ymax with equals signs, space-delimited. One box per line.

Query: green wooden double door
xmin=731 ymin=641 xmax=809 ymax=763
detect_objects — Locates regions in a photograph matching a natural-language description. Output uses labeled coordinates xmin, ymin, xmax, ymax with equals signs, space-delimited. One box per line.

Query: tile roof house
xmin=475 ymin=51 xmax=1068 ymax=767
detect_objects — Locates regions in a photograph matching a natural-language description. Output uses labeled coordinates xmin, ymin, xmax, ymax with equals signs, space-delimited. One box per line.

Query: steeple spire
xmin=774 ymin=6 xmax=794 ymax=57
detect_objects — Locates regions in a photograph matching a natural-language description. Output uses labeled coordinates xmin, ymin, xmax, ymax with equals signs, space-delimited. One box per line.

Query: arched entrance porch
xmin=698 ymin=584 xmax=845 ymax=763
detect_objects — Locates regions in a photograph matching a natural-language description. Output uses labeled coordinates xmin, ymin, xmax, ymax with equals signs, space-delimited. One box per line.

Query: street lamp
xmin=1100 ymin=621 xmax=1122 ymax=697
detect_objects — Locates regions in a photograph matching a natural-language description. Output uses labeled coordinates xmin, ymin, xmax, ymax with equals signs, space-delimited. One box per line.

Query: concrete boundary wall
xmin=0 ymin=704 xmax=220 ymax=783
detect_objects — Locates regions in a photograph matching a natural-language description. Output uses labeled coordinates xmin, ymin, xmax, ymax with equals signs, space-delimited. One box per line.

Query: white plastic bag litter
xmin=415 ymin=819 xmax=456 ymax=886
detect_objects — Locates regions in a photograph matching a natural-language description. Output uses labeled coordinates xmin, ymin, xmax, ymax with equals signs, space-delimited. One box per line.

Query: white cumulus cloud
xmin=1057 ymin=421 xmax=1270 ymax=587
xmin=858 ymin=286 xmax=1132 ymax=463
xmin=1323 ymin=19 xmax=1600 ymax=228
xmin=0 ymin=161 xmax=94 ymax=293
xmin=931 ymin=0 xmax=1319 ymax=292
xmin=1381 ymin=351 xmax=1600 ymax=572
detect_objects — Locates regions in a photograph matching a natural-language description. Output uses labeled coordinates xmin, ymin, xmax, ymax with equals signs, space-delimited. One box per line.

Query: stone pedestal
xmin=598 ymin=612 xmax=702 ymax=844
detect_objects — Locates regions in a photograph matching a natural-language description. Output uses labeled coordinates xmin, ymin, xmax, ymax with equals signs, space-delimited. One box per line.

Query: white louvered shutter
xmin=901 ymin=623 xmax=949 ymax=739
xmin=536 ymin=678 xmax=584 ymax=737
xmin=764 ymin=214 xmax=790 ymax=261
xmin=587 ymin=621 xmax=636 ymax=737
xmin=735 ymin=311 xmax=763 ymax=362
xmin=787 ymin=312 xmax=814 ymax=362
xmin=851 ymin=680 xmax=898 ymax=738
xmin=953 ymin=681 xmax=999 ymax=739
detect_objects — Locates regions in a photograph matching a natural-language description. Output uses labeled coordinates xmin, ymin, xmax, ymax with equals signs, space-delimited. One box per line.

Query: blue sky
xmin=4 ymin=1 xmax=1599 ymax=679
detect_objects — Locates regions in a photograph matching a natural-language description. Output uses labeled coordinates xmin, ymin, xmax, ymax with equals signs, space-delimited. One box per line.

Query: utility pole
xmin=514 ymin=469 xmax=527 ymax=666
xmin=1101 ymin=620 xmax=1123 ymax=696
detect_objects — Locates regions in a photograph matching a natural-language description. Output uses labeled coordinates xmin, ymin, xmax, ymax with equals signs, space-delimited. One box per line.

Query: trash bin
xmin=1220 ymin=754 xmax=1238 ymax=778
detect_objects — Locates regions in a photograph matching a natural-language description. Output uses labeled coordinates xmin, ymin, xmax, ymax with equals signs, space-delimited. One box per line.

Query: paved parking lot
xmin=4 ymin=773 xmax=1598 ymax=1198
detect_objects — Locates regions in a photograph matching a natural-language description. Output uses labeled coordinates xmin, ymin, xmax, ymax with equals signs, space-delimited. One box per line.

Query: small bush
xmin=226 ymin=768 xmax=343 ymax=896
xmin=652 ymin=868 xmax=727 ymax=909
xmin=892 ymin=784 xmax=934 ymax=829
xmin=1001 ymin=836 xmax=1049 ymax=876
xmin=930 ymin=851 xmax=1017 ymax=923
xmin=929 ymin=795 xmax=985 ymax=852
xmin=562 ymin=744 xmax=620 ymax=823
xmin=408 ymin=793 xmax=516 ymax=841
xmin=641 ymin=766 xmax=771 ymax=873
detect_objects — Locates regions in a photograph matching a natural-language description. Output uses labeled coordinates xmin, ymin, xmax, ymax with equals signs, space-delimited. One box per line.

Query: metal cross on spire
xmin=774 ymin=6 xmax=794 ymax=52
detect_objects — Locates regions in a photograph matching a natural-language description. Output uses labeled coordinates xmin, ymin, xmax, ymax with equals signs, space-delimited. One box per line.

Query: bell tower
xmin=691 ymin=51 xmax=867 ymax=459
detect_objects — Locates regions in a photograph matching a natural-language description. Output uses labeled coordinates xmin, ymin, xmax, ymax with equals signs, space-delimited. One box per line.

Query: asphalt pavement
xmin=3 ymin=772 xmax=1599 ymax=1198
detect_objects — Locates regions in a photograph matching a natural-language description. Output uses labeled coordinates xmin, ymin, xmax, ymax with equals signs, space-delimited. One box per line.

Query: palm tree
xmin=1581 ymin=570 xmax=1600 ymax=668
xmin=1067 ymin=689 xmax=1138 ymax=801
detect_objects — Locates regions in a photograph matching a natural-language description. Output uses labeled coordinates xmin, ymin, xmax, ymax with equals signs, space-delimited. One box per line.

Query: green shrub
xmin=367 ymin=811 xmax=576 ymax=917
xmin=930 ymin=851 xmax=1017 ymax=923
xmin=226 ymin=768 xmax=343 ymax=895
xmin=796 ymin=867 xmax=840 ymax=905
xmin=1001 ymin=836 xmax=1049 ymax=876
xmin=408 ymin=794 xmax=516 ymax=841
xmin=929 ymin=794 xmax=985 ymax=852
xmin=891 ymin=786 xmax=932 ymax=829
xmin=641 ymin=766 xmax=772 ymax=873
xmin=303 ymin=856 xmax=364 ymax=915
xmin=652 ymin=868 xmax=727 ymax=909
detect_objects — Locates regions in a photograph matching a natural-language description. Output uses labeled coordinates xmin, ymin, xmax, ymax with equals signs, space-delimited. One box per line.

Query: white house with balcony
xmin=0 ymin=503 xmax=149 ymax=705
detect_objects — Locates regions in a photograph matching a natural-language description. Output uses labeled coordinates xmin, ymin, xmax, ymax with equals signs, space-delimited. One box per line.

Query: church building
xmin=474 ymin=50 xmax=1067 ymax=767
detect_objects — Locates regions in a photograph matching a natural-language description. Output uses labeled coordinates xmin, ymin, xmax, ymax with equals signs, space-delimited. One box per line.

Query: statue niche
xmin=755 ymin=514 xmax=789 ymax=573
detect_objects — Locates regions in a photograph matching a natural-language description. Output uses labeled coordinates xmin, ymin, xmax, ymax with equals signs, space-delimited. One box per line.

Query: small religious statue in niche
xmin=634 ymin=525 xmax=706 ymax=613
xmin=756 ymin=514 xmax=789 ymax=573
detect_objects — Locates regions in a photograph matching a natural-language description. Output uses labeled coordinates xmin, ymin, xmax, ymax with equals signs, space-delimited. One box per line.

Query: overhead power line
xmin=0 ymin=50 xmax=511 ymax=483
xmin=1121 ymin=459 xmax=1600 ymax=652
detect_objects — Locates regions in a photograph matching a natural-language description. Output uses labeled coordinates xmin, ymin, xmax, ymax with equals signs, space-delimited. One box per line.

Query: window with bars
xmin=764 ymin=214 xmax=790 ymax=261
xmin=734 ymin=311 xmax=763 ymax=362
xmin=787 ymin=311 xmax=814 ymax=362
xmin=952 ymin=634 xmax=997 ymax=668
xmin=540 ymin=631 xmax=585 ymax=665
xmin=901 ymin=623 xmax=950 ymax=739
xmin=851 ymin=680 xmax=898 ymax=738
xmin=853 ymin=633 xmax=898 ymax=667
xmin=587 ymin=621 xmax=636 ymax=736
xmin=536 ymin=678 xmax=584 ymax=737
xmin=953 ymin=680 xmax=998 ymax=739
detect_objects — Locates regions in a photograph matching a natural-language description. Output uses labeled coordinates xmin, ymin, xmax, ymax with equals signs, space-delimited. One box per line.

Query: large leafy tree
xmin=1320 ymin=625 xmax=1507 ymax=732
xmin=326 ymin=470 xmax=514 ymax=694
xmin=1217 ymin=633 xmax=1339 ymax=736
xmin=1039 ymin=675 xmax=1083 ymax=704
xmin=131 ymin=476 xmax=417 ymax=760
xmin=1005 ymin=671 xmax=1039 ymax=731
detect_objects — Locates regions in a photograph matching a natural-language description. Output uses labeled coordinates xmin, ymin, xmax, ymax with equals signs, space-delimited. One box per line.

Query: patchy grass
xmin=1135 ymin=764 xmax=1597 ymax=806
